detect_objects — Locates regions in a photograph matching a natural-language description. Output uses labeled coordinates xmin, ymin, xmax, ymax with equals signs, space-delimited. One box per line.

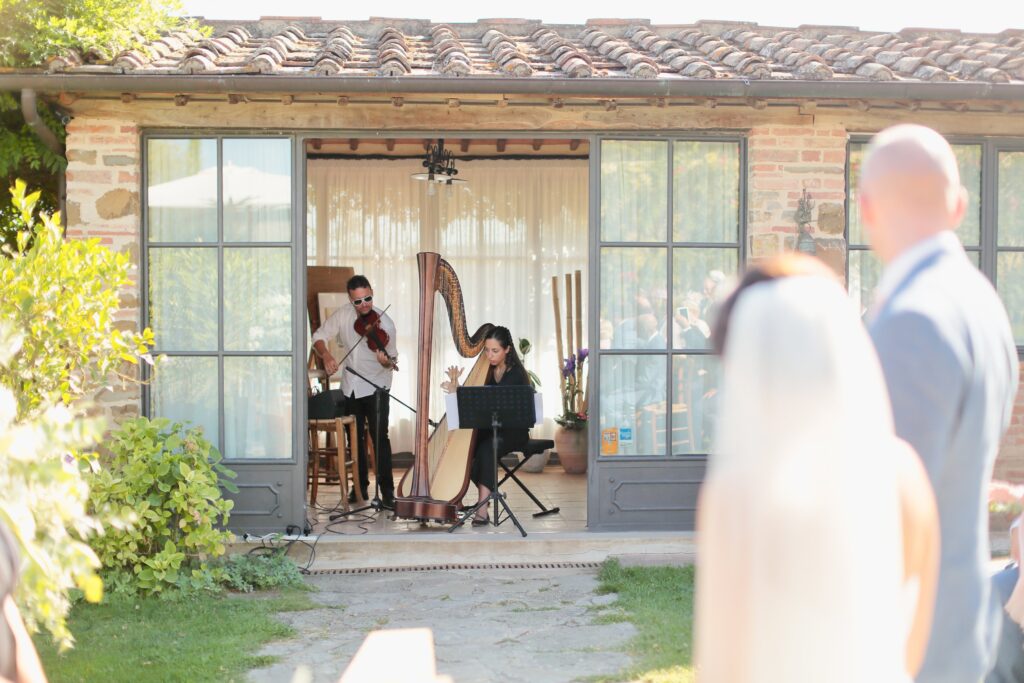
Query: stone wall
xmin=746 ymin=123 xmax=849 ymax=276
xmin=64 ymin=117 xmax=142 ymax=423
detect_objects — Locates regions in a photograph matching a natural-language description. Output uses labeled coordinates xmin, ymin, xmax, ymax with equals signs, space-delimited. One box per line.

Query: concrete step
xmin=232 ymin=530 xmax=696 ymax=571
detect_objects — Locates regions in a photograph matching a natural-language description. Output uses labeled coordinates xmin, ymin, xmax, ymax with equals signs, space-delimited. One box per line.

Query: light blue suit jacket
xmin=870 ymin=237 xmax=1018 ymax=683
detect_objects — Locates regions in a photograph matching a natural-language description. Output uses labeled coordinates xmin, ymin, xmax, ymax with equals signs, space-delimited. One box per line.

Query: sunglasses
xmin=351 ymin=295 xmax=373 ymax=305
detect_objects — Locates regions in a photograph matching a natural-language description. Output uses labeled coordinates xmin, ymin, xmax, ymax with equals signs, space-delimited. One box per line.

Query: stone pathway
xmin=247 ymin=567 xmax=637 ymax=683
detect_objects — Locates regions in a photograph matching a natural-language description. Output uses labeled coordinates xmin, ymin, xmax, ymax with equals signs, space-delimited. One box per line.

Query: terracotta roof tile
xmin=31 ymin=18 xmax=1024 ymax=85
xmin=481 ymin=28 xmax=533 ymax=76
xmin=430 ymin=24 xmax=473 ymax=76
xmin=531 ymin=28 xmax=593 ymax=77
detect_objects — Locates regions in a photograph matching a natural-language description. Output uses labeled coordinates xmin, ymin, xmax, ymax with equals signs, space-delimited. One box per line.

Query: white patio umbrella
xmin=148 ymin=163 xmax=292 ymax=241
xmin=147 ymin=163 xmax=291 ymax=209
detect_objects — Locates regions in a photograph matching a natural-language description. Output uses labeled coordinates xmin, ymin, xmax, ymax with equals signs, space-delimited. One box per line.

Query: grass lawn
xmin=33 ymin=590 xmax=313 ymax=683
xmin=595 ymin=560 xmax=696 ymax=683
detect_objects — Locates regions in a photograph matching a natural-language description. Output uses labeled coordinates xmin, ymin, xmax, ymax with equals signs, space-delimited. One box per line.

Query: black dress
xmin=470 ymin=363 xmax=531 ymax=490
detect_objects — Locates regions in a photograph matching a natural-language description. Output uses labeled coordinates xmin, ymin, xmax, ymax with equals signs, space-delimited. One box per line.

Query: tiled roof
xmin=37 ymin=18 xmax=1024 ymax=86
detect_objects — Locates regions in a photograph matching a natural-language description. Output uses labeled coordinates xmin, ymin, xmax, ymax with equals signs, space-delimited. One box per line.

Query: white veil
xmin=696 ymin=276 xmax=909 ymax=682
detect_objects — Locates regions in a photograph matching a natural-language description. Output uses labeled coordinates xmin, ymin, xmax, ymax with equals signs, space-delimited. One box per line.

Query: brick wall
xmin=746 ymin=123 xmax=849 ymax=276
xmin=64 ymin=117 xmax=142 ymax=424
xmin=995 ymin=365 xmax=1024 ymax=483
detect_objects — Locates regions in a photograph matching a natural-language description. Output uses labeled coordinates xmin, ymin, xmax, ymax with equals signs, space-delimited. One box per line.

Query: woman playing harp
xmin=441 ymin=326 xmax=530 ymax=526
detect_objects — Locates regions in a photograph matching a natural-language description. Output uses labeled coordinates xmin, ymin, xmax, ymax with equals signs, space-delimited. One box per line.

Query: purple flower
xmin=577 ymin=348 xmax=588 ymax=363
xmin=563 ymin=355 xmax=576 ymax=378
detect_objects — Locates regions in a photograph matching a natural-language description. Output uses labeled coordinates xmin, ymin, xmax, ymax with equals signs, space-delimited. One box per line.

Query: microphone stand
xmin=329 ymin=366 xmax=435 ymax=521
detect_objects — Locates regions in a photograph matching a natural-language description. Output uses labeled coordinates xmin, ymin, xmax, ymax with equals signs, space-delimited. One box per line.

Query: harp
xmin=393 ymin=252 xmax=494 ymax=523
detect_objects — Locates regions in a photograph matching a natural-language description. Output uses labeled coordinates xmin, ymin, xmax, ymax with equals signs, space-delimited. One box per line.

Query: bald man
xmin=863 ymin=124 xmax=1018 ymax=683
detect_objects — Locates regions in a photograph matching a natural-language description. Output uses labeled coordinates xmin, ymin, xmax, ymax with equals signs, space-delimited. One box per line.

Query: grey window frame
xmin=141 ymin=130 xmax=303 ymax=464
xmin=591 ymin=133 xmax=747 ymax=463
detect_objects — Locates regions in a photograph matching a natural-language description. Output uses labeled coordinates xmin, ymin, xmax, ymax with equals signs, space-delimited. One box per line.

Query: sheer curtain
xmin=307 ymin=158 xmax=588 ymax=452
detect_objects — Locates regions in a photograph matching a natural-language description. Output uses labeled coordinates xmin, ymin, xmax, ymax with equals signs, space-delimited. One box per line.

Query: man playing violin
xmin=311 ymin=275 xmax=398 ymax=509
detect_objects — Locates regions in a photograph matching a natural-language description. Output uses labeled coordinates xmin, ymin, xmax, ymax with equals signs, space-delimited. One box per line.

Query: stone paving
xmin=247 ymin=567 xmax=637 ymax=683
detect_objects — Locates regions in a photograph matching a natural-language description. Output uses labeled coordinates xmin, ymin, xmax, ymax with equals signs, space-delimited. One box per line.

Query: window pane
xmin=223 ymin=138 xmax=292 ymax=242
xmin=224 ymin=356 xmax=292 ymax=459
xmin=848 ymin=142 xmax=981 ymax=247
xmin=673 ymin=141 xmax=740 ymax=243
xmin=997 ymin=252 xmax=1024 ymax=345
xmin=672 ymin=354 xmax=720 ymax=454
xmin=600 ymin=247 xmax=667 ymax=350
xmin=848 ymin=249 xmax=883 ymax=317
xmin=150 ymin=356 xmax=218 ymax=445
xmin=954 ymin=145 xmax=981 ymax=247
xmin=601 ymin=140 xmax=668 ymax=242
xmin=599 ymin=354 xmax=666 ymax=456
xmin=147 ymin=139 xmax=217 ymax=242
xmin=999 ymin=152 xmax=1024 ymax=248
xmin=149 ymin=248 xmax=218 ymax=351
xmin=672 ymin=248 xmax=738 ymax=350
xmin=224 ymin=248 xmax=292 ymax=352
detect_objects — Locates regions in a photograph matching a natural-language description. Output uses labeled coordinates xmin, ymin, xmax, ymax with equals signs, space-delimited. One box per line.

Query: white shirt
xmin=873 ymin=230 xmax=964 ymax=314
xmin=311 ymin=304 xmax=398 ymax=399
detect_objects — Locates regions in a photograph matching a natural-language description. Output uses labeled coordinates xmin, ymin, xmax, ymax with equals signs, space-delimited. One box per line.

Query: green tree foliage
xmin=0 ymin=93 xmax=63 ymax=250
xmin=0 ymin=323 xmax=106 ymax=650
xmin=86 ymin=417 xmax=237 ymax=597
xmin=0 ymin=0 xmax=197 ymax=68
xmin=0 ymin=181 xmax=155 ymax=419
xmin=0 ymin=182 xmax=154 ymax=647
xmin=0 ymin=0 xmax=204 ymax=241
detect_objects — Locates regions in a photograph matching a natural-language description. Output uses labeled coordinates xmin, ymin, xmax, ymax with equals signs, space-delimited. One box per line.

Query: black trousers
xmin=345 ymin=390 xmax=394 ymax=496
xmin=471 ymin=430 xmax=527 ymax=491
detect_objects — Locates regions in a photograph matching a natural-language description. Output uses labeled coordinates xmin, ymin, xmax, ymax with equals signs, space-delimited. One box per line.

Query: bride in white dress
xmin=696 ymin=267 xmax=938 ymax=682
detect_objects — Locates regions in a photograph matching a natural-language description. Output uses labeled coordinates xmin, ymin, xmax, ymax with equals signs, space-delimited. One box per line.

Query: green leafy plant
xmin=0 ymin=180 xmax=155 ymax=419
xmin=86 ymin=417 xmax=238 ymax=596
xmin=517 ymin=337 xmax=542 ymax=388
xmin=216 ymin=552 xmax=307 ymax=593
xmin=0 ymin=322 xmax=105 ymax=650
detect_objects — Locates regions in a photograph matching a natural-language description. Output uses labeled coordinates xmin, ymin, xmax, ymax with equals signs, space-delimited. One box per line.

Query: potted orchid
xmin=554 ymin=348 xmax=588 ymax=473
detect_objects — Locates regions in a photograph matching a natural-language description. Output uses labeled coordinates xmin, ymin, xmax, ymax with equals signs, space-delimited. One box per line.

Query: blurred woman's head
xmin=711 ymin=253 xmax=837 ymax=356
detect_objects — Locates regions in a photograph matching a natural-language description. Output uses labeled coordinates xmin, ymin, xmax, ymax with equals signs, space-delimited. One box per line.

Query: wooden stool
xmin=308 ymin=415 xmax=360 ymax=509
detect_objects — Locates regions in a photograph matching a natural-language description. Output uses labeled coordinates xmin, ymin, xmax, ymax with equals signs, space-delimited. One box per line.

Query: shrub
xmin=0 ymin=180 xmax=154 ymax=419
xmin=217 ymin=552 xmax=307 ymax=593
xmin=86 ymin=417 xmax=238 ymax=596
xmin=0 ymin=323 xmax=105 ymax=649
xmin=0 ymin=182 xmax=152 ymax=647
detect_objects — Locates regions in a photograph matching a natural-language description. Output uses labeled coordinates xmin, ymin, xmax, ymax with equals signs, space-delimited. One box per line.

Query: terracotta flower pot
xmin=554 ymin=425 xmax=588 ymax=474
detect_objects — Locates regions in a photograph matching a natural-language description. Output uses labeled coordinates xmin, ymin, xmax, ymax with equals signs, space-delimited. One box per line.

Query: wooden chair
xmin=308 ymin=414 xmax=360 ymax=509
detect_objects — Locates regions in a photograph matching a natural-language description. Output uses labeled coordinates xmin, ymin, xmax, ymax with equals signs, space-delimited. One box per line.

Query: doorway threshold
xmin=231 ymin=529 xmax=696 ymax=571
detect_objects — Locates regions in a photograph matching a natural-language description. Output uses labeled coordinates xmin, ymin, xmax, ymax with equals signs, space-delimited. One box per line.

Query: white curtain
xmin=307 ymin=158 xmax=589 ymax=452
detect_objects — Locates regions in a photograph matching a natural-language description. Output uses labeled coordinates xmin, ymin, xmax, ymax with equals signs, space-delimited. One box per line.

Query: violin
xmin=354 ymin=309 xmax=399 ymax=370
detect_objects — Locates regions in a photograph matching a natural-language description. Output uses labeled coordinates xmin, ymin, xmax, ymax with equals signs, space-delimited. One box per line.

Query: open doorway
xmin=303 ymin=135 xmax=590 ymax=536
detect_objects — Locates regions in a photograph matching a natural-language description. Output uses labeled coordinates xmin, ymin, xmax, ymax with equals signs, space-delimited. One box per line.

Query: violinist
xmin=311 ymin=275 xmax=398 ymax=509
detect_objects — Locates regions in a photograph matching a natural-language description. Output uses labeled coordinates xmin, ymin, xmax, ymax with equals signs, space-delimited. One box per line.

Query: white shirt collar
xmin=875 ymin=230 xmax=963 ymax=306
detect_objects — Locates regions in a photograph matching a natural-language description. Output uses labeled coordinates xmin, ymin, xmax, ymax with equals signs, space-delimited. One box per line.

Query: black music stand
xmin=448 ymin=385 xmax=538 ymax=537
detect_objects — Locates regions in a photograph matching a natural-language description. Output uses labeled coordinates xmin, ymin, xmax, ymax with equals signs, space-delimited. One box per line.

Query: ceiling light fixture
xmin=412 ymin=138 xmax=466 ymax=185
